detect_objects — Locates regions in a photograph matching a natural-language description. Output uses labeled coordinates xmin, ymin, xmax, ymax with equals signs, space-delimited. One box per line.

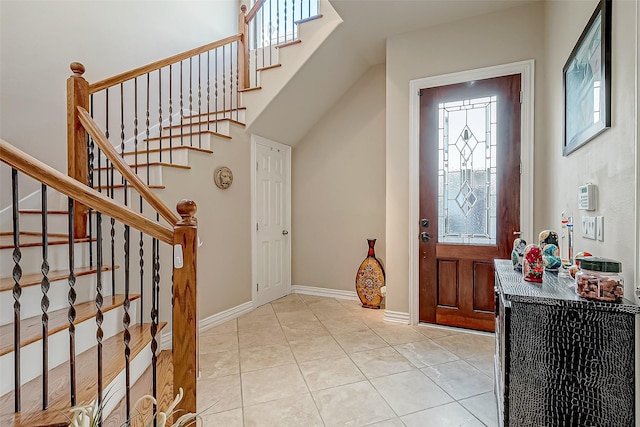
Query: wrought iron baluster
xmin=106 ymin=89 xmax=116 ymax=296
xmin=229 ymin=47 xmax=234 ymax=132
xmin=270 ymin=0 xmax=274 ymax=64
xmin=277 ymin=0 xmax=280 ymax=47
xmin=88 ymin=104 xmax=94 ymax=267
xmin=236 ymin=42 xmax=240 ymax=122
xmin=95 ymin=208 xmax=104 ymax=423
xmin=150 ymin=234 xmax=160 ymax=423
xmin=40 ymin=184 xmax=50 ymax=410
xmin=254 ymin=18 xmax=259 ymax=88
xmin=134 ymin=77 xmax=139 ymax=173
xmin=158 ymin=68 xmax=163 ymax=163
xmin=189 ymin=57 xmax=193 ymax=147
xmin=11 ymin=168 xmax=22 ymax=412
xmin=146 ymin=73 xmax=151 ymax=185
xmin=169 ymin=65 xmax=174 ymax=163
xmin=222 ymin=45 xmax=226 ymax=119
xmin=67 ymin=197 xmax=77 ymax=406
xmin=198 ymin=54 xmax=202 ymax=148
xmin=180 ymin=61 xmax=185 ymax=148
xmin=284 ymin=0 xmax=288 ymax=43
xmin=214 ymin=51 xmax=219 ymax=129
xmin=120 ymin=82 xmax=125 ymax=166
xmin=206 ymin=52 xmax=211 ymax=132
xmin=123 ymin=223 xmax=132 ymax=421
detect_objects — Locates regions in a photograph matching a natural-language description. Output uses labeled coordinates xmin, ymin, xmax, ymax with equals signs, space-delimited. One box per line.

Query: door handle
xmin=420 ymin=232 xmax=430 ymax=242
xmin=421 ymin=218 xmax=429 ymax=228
xmin=282 ymin=230 xmax=289 ymax=235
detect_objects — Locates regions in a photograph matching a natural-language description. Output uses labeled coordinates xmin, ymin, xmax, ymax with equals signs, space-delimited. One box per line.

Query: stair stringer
xmin=241 ymin=0 xmax=343 ymax=128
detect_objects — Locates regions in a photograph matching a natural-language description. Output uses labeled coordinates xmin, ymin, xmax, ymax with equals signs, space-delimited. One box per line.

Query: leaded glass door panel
xmin=419 ymin=75 xmax=521 ymax=332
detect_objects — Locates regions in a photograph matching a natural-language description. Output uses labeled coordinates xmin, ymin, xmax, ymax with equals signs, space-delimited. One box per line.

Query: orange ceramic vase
xmin=355 ymin=239 xmax=385 ymax=309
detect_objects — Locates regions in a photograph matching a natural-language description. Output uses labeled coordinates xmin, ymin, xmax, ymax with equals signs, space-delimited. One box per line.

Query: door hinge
xmin=520 ymin=90 xmax=523 ymax=104
xmin=256 ymin=222 xmax=259 ymax=231
xmin=520 ymin=161 xmax=522 ymax=175
xmin=418 ymin=89 xmax=423 ymax=96
xmin=256 ymin=161 xmax=259 ymax=171
xmin=256 ymin=283 xmax=259 ymax=292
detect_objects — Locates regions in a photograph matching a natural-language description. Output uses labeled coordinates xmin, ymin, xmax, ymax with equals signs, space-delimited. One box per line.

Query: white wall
xmin=0 ymin=0 xmax=237 ymax=208
xmin=385 ymin=2 xmax=546 ymax=315
xmin=543 ymin=0 xmax=638 ymax=301
xmin=292 ymin=64 xmax=386 ymax=293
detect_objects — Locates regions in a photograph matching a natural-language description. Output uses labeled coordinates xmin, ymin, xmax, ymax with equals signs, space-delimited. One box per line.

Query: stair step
xmin=294 ymin=13 xmax=323 ymax=25
xmin=0 ymin=232 xmax=92 ymax=250
xmin=257 ymin=63 xmax=282 ymax=72
xmin=0 ymin=266 xmax=116 ymax=293
xmin=275 ymin=39 xmax=302 ymax=49
xmin=103 ymin=349 xmax=173 ymax=427
xmin=0 ymin=294 xmax=139 ymax=356
xmin=161 ymin=117 xmax=245 ymax=137
xmin=182 ymin=107 xmax=246 ymax=124
xmin=239 ymin=86 xmax=261 ymax=93
xmin=94 ymin=162 xmax=190 ymax=187
xmin=0 ymin=322 xmax=166 ymax=427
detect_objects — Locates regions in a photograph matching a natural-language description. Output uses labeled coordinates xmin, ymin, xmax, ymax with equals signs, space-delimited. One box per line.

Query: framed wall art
xmin=562 ymin=0 xmax=611 ymax=156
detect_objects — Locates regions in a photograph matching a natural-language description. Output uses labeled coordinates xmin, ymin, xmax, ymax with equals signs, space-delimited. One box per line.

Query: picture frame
xmin=562 ymin=0 xmax=612 ymax=156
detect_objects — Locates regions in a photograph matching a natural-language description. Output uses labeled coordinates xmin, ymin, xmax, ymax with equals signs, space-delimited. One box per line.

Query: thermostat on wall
xmin=578 ymin=183 xmax=596 ymax=211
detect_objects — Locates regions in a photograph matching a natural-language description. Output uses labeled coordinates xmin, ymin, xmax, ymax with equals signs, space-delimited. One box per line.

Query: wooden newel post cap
xmin=177 ymin=199 xmax=197 ymax=225
xmin=70 ymin=62 xmax=85 ymax=77
xmin=241 ymin=4 xmax=247 ymax=12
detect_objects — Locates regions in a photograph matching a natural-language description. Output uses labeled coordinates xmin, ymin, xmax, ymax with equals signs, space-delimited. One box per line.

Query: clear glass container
xmin=575 ymin=256 xmax=624 ymax=303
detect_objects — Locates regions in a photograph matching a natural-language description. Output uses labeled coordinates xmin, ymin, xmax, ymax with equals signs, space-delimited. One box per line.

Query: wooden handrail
xmin=88 ymin=34 xmax=243 ymax=93
xmin=0 ymin=138 xmax=173 ymax=245
xmin=245 ymin=0 xmax=267 ymax=23
xmin=77 ymin=107 xmax=181 ymax=226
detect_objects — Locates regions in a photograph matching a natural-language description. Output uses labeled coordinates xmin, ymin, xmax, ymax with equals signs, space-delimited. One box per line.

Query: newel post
xmin=172 ymin=199 xmax=198 ymax=416
xmin=239 ymin=4 xmax=250 ymax=89
xmin=66 ymin=62 xmax=90 ymax=238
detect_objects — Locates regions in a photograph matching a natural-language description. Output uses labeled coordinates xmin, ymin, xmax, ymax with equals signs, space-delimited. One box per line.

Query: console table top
xmin=494 ymin=259 xmax=640 ymax=314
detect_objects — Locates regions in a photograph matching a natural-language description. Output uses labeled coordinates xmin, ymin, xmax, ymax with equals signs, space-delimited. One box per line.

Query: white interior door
xmin=253 ymin=135 xmax=291 ymax=307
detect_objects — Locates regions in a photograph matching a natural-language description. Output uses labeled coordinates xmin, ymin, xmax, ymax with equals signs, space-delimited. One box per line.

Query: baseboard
xmin=291 ymin=285 xmax=360 ymax=301
xmin=160 ymin=300 xmax=254 ymax=350
xmin=383 ymin=310 xmax=410 ymax=324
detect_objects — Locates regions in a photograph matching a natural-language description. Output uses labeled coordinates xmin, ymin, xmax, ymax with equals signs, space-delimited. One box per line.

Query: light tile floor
xmin=196 ymin=294 xmax=498 ymax=426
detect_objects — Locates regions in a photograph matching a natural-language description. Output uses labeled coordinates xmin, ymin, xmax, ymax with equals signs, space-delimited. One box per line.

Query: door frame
xmin=251 ymin=133 xmax=292 ymax=307
xmin=408 ymin=60 xmax=535 ymax=325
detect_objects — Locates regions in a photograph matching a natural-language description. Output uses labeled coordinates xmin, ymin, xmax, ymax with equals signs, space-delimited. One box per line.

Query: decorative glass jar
xmin=575 ymin=256 xmax=624 ymax=303
xmin=522 ymin=244 xmax=544 ymax=283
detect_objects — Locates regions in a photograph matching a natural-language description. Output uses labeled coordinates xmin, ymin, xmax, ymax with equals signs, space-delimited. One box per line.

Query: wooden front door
xmin=419 ymin=74 xmax=521 ymax=332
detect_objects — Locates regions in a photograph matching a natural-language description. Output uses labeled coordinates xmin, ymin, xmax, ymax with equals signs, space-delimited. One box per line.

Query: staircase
xmin=0 ymin=0 xmax=334 ymax=424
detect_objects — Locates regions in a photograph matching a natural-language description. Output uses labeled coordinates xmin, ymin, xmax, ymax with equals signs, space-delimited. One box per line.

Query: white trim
xmin=161 ymin=300 xmax=254 ymax=350
xmin=291 ymin=285 xmax=359 ymax=301
xmin=383 ymin=310 xmax=410 ymax=324
xmin=408 ymin=60 xmax=535 ymax=325
xmin=251 ymin=134 xmax=292 ymax=308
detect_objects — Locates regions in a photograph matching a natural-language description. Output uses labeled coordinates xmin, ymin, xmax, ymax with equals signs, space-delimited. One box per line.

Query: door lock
xmin=421 ymin=218 xmax=430 ymax=228
xmin=420 ymin=232 xmax=431 ymax=242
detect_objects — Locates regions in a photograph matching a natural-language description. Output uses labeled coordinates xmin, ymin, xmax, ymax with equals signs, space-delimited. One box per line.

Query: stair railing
xmin=0 ymin=138 xmax=198 ymax=424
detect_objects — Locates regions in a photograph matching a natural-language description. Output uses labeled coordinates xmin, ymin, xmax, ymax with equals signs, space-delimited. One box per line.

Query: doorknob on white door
xmin=282 ymin=230 xmax=289 ymax=235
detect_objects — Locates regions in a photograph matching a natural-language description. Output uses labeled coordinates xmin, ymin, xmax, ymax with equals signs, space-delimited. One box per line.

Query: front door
xmin=254 ymin=136 xmax=291 ymax=307
xmin=419 ymin=74 xmax=521 ymax=332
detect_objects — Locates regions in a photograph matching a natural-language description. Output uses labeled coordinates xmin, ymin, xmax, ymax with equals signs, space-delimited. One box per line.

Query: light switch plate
xmin=582 ymin=216 xmax=596 ymax=240
xmin=596 ymin=216 xmax=604 ymax=241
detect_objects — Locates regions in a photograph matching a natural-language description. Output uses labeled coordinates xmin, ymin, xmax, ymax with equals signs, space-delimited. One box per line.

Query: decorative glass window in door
xmin=438 ymin=96 xmax=497 ymax=245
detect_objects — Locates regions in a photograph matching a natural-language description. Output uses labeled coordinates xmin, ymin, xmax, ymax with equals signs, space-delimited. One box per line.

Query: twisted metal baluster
xmin=236 ymin=41 xmax=241 ymax=122
xmin=106 ymin=88 xmax=116 ymax=296
xmin=123 ymin=223 xmax=132 ymax=421
xmin=158 ymin=68 xmax=163 ymax=162
xmin=229 ymin=45 xmax=235 ymax=128
xmin=95 ymin=208 xmax=104 ymax=422
xmin=206 ymin=52 xmax=211 ymax=131
xmin=87 ymin=107 xmax=94 ymax=267
xmin=180 ymin=61 xmax=185 ymax=148
xmin=198 ymin=54 xmax=202 ymax=148
xmin=121 ymin=82 xmax=126 ymax=171
xmin=11 ymin=169 xmax=22 ymax=412
xmin=146 ymin=73 xmax=151 ymax=185
xmin=150 ymin=234 xmax=160 ymax=423
xmin=134 ymin=77 xmax=139 ymax=173
xmin=189 ymin=58 xmax=194 ymax=147
xmin=40 ymin=184 xmax=50 ymax=409
xmin=169 ymin=65 xmax=174 ymax=163
xmin=222 ymin=45 xmax=226 ymax=119
xmin=67 ymin=197 xmax=77 ymax=406
xmin=214 ymin=51 xmax=219 ymax=130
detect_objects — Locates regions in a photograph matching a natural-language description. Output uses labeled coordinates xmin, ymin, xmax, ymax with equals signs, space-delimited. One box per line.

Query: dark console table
xmin=494 ymin=259 xmax=639 ymax=426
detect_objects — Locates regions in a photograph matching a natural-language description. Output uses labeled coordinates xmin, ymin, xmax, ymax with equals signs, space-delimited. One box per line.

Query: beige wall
xmin=385 ymin=2 xmax=546 ymax=314
xmin=292 ymin=64 xmax=386 ymax=293
xmin=542 ymin=0 xmax=638 ymax=300
xmin=0 ymin=0 xmax=237 ymax=208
